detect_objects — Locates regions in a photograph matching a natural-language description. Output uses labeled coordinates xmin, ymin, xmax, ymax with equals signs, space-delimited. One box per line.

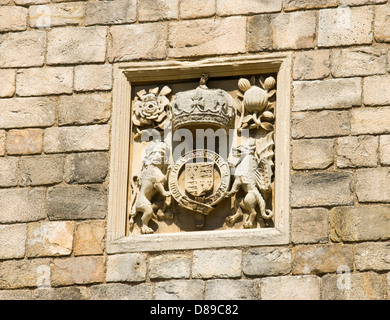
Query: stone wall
xmin=0 ymin=0 xmax=390 ymax=300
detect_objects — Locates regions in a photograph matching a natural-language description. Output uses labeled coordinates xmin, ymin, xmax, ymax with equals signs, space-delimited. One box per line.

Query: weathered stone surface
xmin=293 ymin=50 xmax=330 ymax=80
xmin=318 ymin=7 xmax=373 ymax=47
xmin=0 ymin=97 xmax=55 ymax=129
xmin=47 ymin=27 xmax=106 ymax=65
xmin=0 ymin=224 xmax=27 ymax=259
xmin=34 ymin=287 xmax=89 ymax=300
xmin=351 ymin=107 xmax=390 ymax=135
xmin=292 ymin=245 xmax=353 ymax=275
xmin=48 ymin=185 xmax=107 ymax=220
xmin=337 ymin=135 xmax=378 ymax=168
xmin=291 ymin=208 xmax=329 ymax=244
xmin=14 ymin=0 xmax=49 ymax=5
xmin=149 ymin=254 xmax=191 ymax=280
xmin=284 ymin=0 xmax=338 ymax=11
xmin=139 ymin=0 xmax=178 ymax=21
xmin=29 ymin=3 xmax=85 ymax=28
xmin=292 ymin=111 xmax=351 ymax=139
xmin=7 ymin=129 xmax=43 ymax=155
xmin=0 ymin=6 xmax=27 ymax=32
xmin=380 ymin=135 xmax=390 ymax=165
xmin=0 ymin=131 xmax=4 ymax=156
xmin=19 ymin=155 xmax=64 ymax=186
xmin=0 ymin=31 xmax=46 ymax=68
xmin=0 ymin=188 xmax=47 ymax=223
xmin=154 ymin=280 xmax=204 ymax=300
xmin=243 ymin=247 xmax=291 ymax=276
xmin=58 ymin=93 xmax=111 ymax=126
xmin=375 ymin=5 xmax=390 ymax=42
xmin=51 ymin=256 xmax=105 ymax=286
xmin=74 ymin=220 xmax=105 ymax=256
xmin=193 ymin=250 xmax=241 ymax=279
xmin=292 ymin=139 xmax=334 ymax=170
xmin=74 ymin=64 xmax=112 ymax=92
xmin=109 ymin=23 xmax=168 ymax=62
xmin=205 ymin=280 xmax=259 ymax=300
xmin=168 ymin=17 xmax=246 ymax=58
xmin=85 ymin=0 xmax=136 ymax=25
xmin=355 ymin=243 xmax=390 ymax=271
xmin=0 ymin=259 xmax=50 ymax=289
xmin=291 ymin=172 xmax=354 ymax=208
xmin=332 ymin=47 xmax=387 ymax=77
xmin=64 ymin=152 xmax=108 ymax=184
xmin=0 ymin=290 xmax=33 ymax=300
xmin=330 ymin=205 xmax=390 ymax=242
xmin=247 ymin=14 xmax=272 ymax=51
xmin=260 ymin=276 xmax=321 ymax=300
xmin=322 ymin=272 xmax=386 ymax=300
xmin=106 ymin=253 xmax=147 ymax=282
xmin=180 ymin=0 xmax=215 ymax=19
xmin=27 ymin=221 xmax=74 ymax=257
xmin=341 ymin=0 xmax=386 ymax=4
xmin=217 ymin=0 xmax=281 ymax=16
xmin=89 ymin=283 xmax=152 ymax=300
xmin=0 ymin=69 xmax=16 ymax=98
xmin=0 ymin=157 xmax=18 ymax=187
xmin=16 ymin=67 xmax=73 ymax=96
xmin=293 ymin=78 xmax=362 ymax=111
xmin=356 ymin=168 xmax=390 ymax=203
xmin=44 ymin=125 xmax=110 ymax=153
xmin=364 ymin=75 xmax=390 ymax=106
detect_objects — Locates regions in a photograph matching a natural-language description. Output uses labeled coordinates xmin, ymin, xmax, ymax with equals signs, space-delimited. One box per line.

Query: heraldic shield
xmin=184 ymin=162 xmax=214 ymax=198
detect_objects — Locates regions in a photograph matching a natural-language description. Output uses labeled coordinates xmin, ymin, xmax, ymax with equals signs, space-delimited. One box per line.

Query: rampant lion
xmin=129 ymin=141 xmax=172 ymax=234
xmin=225 ymin=134 xmax=274 ymax=228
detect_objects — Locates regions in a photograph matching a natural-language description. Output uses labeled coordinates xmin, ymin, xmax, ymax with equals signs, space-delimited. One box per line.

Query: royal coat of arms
xmin=184 ymin=162 xmax=214 ymax=198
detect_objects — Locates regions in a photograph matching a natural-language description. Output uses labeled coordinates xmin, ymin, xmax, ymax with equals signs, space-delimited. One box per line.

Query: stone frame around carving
xmin=107 ymin=54 xmax=291 ymax=253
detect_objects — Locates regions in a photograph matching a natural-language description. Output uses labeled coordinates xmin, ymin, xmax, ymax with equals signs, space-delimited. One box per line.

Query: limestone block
xmin=364 ymin=75 xmax=390 ymax=106
xmin=74 ymin=220 xmax=105 ymax=256
xmin=14 ymin=0 xmax=49 ymax=5
xmin=47 ymin=27 xmax=106 ymax=65
xmin=7 ymin=129 xmax=43 ymax=155
xmin=51 ymin=256 xmax=105 ymax=286
xmin=247 ymin=15 xmax=272 ymax=51
xmin=205 ymin=280 xmax=259 ymax=300
xmin=0 ymin=31 xmax=46 ymax=68
xmin=27 ymin=221 xmax=74 ymax=257
xmin=109 ymin=23 xmax=168 ymax=62
xmin=375 ymin=5 xmax=390 ymax=42
xmin=217 ymin=0 xmax=281 ymax=16
xmin=292 ymin=245 xmax=353 ymax=275
xmin=48 ymin=185 xmax=107 ymax=220
xmin=44 ymin=125 xmax=110 ymax=153
xmin=74 ymin=64 xmax=112 ymax=92
xmin=284 ymin=0 xmax=338 ymax=10
xmin=322 ymin=272 xmax=386 ymax=300
xmin=19 ymin=155 xmax=64 ymax=186
xmin=291 ymin=172 xmax=354 ymax=207
xmin=293 ymin=50 xmax=330 ymax=80
xmin=64 ymin=152 xmax=108 ymax=184
xmin=139 ymin=0 xmax=178 ymax=21
xmin=89 ymin=283 xmax=152 ymax=300
xmin=168 ymin=17 xmax=246 ymax=58
xmin=355 ymin=243 xmax=390 ymax=271
xmin=0 ymin=131 xmax=4 ymax=156
xmin=0 ymin=157 xmax=18 ymax=187
xmin=192 ymin=250 xmax=242 ymax=279
xmin=292 ymin=111 xmax=351 ymax=139
xmin=356 ymin=168 xmax=390 ymax=202
xmin=292 ymin=139 xmax=334 ymax=170
xmin=0 ymin=224 xmax=27 ymax=259
xmin=0 ymin=69 xmax=16 ymax=98
xmin=58 ymin=93 xmax=111 ymax=126
xmin=318 ymin=6 xmax=373 ymax=47
xmin=243 ymin=247 xmax=291 ymax=276
xmin=85 ymin=0 xmax=136 ymax=25
xmin=149 ymin=254 xmax=191 ymax=280
xmin=180 ymin=0 xmax=215 ymax=19
xmin=0 ymin=259 xmax=50 ymax=289
xmin=336 ymin=135 xmax=378 ymax=168
xmin=16 ymin=67 xmax=73 ymax=97
xmin=0 ymin=188 xmax=47 ymax=223
xmin=0 ymin=97 xmax=55 ymax=129
xmin=0 ymin=6 xmax=27 ymax=32
xmin=29 ymin=3 xmax=85 ymax=28
xmin=330 ymin=205 xmax=390 ymax=241
xmin=0 ymin=290 xmax=32 ymax=300
xmin=154 ymin=280 xmax=205 ymax=300
xmin=291 ymin=208 xmax=329 ymax=244
xmin=106 ymin=253 xmax=147 ymax=282
xmin=293 ymin=78 xmax=362 ymax=111
xmin=33 ymin=287 xmax=89 ymax=300
xmin=341 ymin=0 xmax=386 ymax=4
xmin=351 ymin=107 xmax=390 ymax=135
xmin=380 ymin=135 xmax=390 ymax=165
xmin=260 ymin=275 xmax=321 ymax=300
xmin=332 ymin=47 xmax=387 ymax=77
